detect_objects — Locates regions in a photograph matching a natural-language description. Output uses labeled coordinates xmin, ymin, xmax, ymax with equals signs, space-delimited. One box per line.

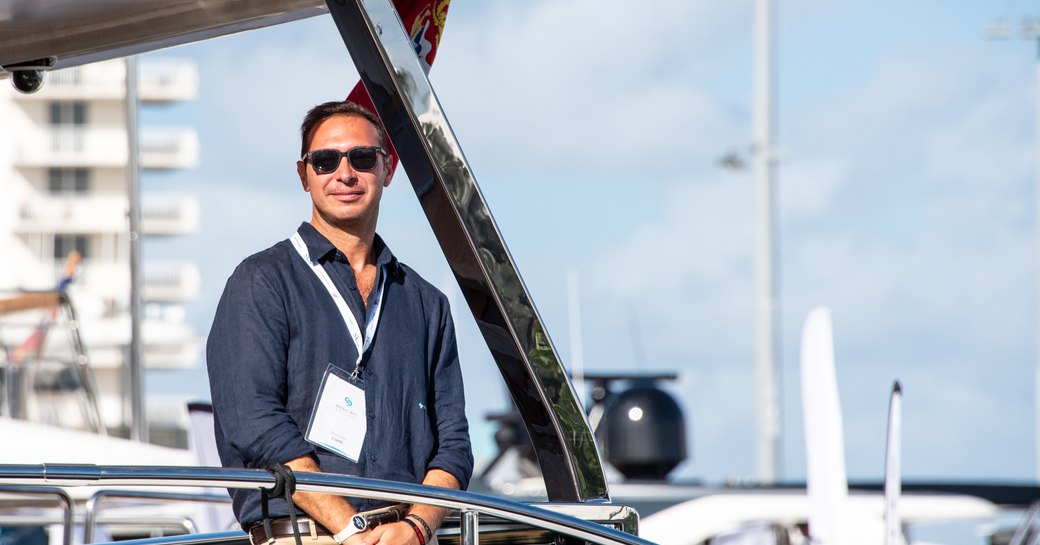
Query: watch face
xmin=351 ymin=516 xmax=366 ymax=531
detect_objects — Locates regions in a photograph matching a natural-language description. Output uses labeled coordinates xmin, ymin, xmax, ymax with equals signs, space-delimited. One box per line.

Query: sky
xmin=139 ymin=0 xmax=1040 ymax=488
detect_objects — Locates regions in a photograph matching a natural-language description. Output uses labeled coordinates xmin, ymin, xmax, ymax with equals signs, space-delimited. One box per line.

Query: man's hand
xmin=283 ymin=456 xmax=359 ymax=536
xmin=343 ymin=531 xmax=372 ymax=545
xmin=358 ymin=522 xmax=419 ymax=545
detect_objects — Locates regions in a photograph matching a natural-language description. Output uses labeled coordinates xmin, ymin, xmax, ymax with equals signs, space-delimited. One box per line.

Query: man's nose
xmin=332 ymin=157 xmax=357 ymax=182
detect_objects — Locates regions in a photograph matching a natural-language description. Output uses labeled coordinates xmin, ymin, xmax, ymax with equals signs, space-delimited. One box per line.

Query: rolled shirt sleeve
xmin=425 ymin=300 xmax=474 ymax=490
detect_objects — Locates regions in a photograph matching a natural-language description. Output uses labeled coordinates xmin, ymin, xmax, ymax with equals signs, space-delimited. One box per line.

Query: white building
xmin=0 ymin=58 xmax=201 ymax=444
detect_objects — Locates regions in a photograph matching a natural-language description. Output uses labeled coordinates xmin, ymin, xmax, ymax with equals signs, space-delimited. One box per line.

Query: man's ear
xmin=297 ymin=161 xmax=309 ymax=191
xmin=383 ymin=155 xmax=395 ymax=187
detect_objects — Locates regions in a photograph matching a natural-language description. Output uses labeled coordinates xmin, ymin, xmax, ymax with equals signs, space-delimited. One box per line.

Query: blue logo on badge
xmin=344 ymin=396 xmax=353 ymax=406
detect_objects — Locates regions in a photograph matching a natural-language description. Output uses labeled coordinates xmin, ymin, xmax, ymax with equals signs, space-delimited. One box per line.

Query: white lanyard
xmin=290 ymin=232 xmax=387 ymax=376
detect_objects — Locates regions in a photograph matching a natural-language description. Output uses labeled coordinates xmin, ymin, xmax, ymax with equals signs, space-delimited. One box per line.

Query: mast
xmin=125 ymin=55 xmax=146 ymax=442
xmin=754 ymin=0 xmax=781 ymax=483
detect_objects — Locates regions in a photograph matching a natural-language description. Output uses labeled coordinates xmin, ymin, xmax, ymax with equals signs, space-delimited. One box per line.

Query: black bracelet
xmin=406 ymin=514 xmax=432 ymax=542
xmin=402 ymin=518 xmax=425 ymax=545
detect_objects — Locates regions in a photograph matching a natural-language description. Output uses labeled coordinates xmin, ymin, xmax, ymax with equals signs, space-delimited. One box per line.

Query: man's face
xmin=297 ymin=114 xmax=392 ymax=230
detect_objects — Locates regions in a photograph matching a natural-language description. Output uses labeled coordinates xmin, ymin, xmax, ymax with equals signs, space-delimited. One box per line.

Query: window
xmin=47 ymin=168 xmax=90 ymax=194
xmin=48 ymin=102 xmax=86 ymax=125
xmin=48 ymin=102 xmax=87 ymax=153
xmin=53 ymin=234 xmax=90 ymax=260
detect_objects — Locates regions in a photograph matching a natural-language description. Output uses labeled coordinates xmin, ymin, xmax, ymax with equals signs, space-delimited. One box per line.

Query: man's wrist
xmin=333 ymin=515 xmax=367 ymax=544
xmin=405 ymin=514 xmax=432 ymax=543
xmin=401 ymin=518 xmax=426 ymax=545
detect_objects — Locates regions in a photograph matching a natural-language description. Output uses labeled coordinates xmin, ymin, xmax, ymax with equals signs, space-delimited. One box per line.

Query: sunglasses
xmin=303 ymin=146 xmax=387 ymax=174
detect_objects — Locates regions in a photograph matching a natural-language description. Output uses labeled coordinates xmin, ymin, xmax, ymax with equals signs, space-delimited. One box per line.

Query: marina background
xmin=136 ymin=0 xmax=1039 ymax=487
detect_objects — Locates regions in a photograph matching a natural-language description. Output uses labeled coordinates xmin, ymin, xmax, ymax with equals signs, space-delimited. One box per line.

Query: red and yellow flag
xmin=346 ymin=0 xmax=451 ymax=174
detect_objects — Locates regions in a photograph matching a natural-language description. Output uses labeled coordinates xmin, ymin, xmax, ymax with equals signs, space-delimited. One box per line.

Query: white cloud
xmin=433 ymin=1 xmax=749 ymax=179
xmin=779 ymin=159 xmax=849 ymax=218
xmin=178 ymin=19 xmax=361 ymax=190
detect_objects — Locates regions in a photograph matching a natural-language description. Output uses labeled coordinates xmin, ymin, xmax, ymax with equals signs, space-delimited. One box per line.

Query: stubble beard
xmin=312 ymin=200 xmax=380 ymax=239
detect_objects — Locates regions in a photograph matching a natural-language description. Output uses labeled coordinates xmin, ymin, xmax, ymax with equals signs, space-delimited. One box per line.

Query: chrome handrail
xmin=116 ymin=530 xmax=247 ymax=545
xmin=0 ymin=485 xmax=73 ymax=545
xmin=84 ymin=489 xmax=231 ymax=543
xmin=0 ymin=465 xmax=652 ymax=545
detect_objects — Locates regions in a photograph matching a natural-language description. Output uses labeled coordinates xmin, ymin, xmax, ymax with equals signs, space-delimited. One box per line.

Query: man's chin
xmin=314 ymin=209 xmax=375 ymax=231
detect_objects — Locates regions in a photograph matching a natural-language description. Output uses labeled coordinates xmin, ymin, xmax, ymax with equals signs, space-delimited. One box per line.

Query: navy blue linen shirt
xmin=207 ymin=222 xmax=473 ymax=527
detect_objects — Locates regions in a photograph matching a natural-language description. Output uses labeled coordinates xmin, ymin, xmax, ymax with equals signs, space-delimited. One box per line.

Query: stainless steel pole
xmin=754 ymin=0 xmax=780 ymax=483
xmin=1033 ymin=37 xmax=1040 ymax=482
xmin=124 ymin=56 xmax=146 ymax=442
xmin=461 ymin=510 xmax=479 ymax=545
xmin=323 ymin=0 xmax=609 ymax=502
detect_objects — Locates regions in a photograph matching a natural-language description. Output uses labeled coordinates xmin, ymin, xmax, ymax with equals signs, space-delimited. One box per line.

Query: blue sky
xmin=142 ymin=0 xmax=1040 ymax=486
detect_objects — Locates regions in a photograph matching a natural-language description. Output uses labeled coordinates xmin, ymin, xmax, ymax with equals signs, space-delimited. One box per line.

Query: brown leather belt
xmin=248 ymin=517 xmax=331 ymax=544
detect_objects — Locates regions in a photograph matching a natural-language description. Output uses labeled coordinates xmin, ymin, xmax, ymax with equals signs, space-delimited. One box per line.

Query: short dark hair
xmin=299 ymin=100 xmax=386 ymax=159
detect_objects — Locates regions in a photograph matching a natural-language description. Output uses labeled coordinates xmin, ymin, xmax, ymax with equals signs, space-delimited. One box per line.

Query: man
xmin=207 ymin=100 xmax=473 ymax=545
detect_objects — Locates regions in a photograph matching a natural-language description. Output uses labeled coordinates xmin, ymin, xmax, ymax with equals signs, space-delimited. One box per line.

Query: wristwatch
xmin=333 ymin=515 xmax=367 ymax=544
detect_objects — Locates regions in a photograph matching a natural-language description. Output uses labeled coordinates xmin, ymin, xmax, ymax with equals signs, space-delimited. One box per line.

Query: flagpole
xmin=883 ymin=382 xmax=903 ymax=545
xmin=754 ymin=0 xmax=781 ymax=483
xmin=1030 ymin=26 xmax=1040 ymax=485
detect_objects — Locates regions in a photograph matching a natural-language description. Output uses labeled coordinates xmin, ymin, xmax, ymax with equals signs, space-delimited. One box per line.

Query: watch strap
xmin=333 ymin=515 xmax=367 ymax=544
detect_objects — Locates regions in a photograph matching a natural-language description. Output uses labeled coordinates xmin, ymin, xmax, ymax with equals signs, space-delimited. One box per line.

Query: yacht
xmin=0 ymin=3 xmax=1036 ymax=545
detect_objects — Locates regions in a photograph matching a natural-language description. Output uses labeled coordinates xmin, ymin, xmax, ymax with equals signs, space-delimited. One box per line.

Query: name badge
xmin=306 ymin=364 xmax=367 ymax=462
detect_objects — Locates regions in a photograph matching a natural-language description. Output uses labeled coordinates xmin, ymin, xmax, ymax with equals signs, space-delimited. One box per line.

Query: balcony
xmin=17 ymin=63 xmax=125 ymax=101
xmin=143 ymin=262 xmax=200 ymax=302
xmin=11 ymin=59 xmax=198 ymax=103
xmin=17 ymin=194 xmax=199 ymax=236
xmin=75 ymin=310 xmax=201 ymax=370
xmin=15 ymin=194 xmax=128 ymax=234
xmin=12 ymin=125 xmax=198 ymax=169
xmin=142 ymin=196 xmax=200 ymax=235
xmin=139 ymin=60 xmax=199 ymax=102
xmin=76 ymin=263 xmax=130 ymax=303
xmin=143 ymin=337 xmax=202 ymax=369
xmin=14 ymin=125 xmax=127 ymax=168
xmin=76 ymin=261 xmax=199 ymax=303
xmin=139 ymin=129 xmax=199 ymax=169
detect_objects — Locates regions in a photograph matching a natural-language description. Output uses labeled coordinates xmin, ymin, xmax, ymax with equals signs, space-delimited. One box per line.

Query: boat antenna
xmin=627 ymin=304 xmax=647 ymax=371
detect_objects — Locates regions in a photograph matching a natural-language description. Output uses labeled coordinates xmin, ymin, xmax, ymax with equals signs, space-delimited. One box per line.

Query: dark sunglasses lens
xmin=310 ymin=149 xmax=341 ymax=173
xmin=348 ymin=148 xmax=379 ymax=171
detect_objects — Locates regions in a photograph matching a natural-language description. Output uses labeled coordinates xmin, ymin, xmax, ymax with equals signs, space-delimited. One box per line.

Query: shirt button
xmin=368 ymin=411 xmax=375 ymax=418
xmin=370 ymin=454 xmax=378 ymax=462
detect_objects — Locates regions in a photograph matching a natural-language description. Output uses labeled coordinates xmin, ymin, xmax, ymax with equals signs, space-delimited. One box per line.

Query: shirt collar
xmin=296 ymin=222 xmax=399 ymax=274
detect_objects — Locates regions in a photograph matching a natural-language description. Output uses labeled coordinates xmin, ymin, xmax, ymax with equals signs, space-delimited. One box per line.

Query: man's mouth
xmin=331 ymin=191 xmax=363 ymax=201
